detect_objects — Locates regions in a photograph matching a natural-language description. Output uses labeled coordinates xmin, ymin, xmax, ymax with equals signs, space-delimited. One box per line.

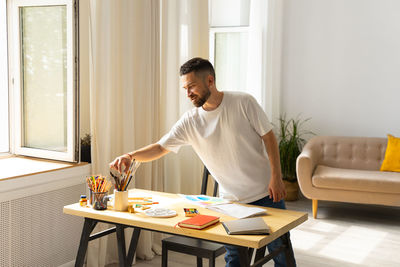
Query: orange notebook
xmin=178 ymin=214 xmax=220 ymax=229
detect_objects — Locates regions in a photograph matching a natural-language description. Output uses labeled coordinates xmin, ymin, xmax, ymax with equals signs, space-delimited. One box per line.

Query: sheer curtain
xmin=87 ymin=0 xmax=208 ymax=266
xmin=88 ymin=0 xmax=161 ymax=265
xmin=159 ymin=0 xmax=208 ymax=196
xmin=264 ymin=0 xmax=284 ymax=125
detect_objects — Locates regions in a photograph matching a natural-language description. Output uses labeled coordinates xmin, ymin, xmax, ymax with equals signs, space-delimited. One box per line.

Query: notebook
xmin=178 ymin=214 xmax=220 ymax=230
xmin=222 ymin=217 xmax=270 ymax=235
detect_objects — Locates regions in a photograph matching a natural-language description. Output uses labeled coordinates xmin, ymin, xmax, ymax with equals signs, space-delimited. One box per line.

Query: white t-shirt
xmin=157 ymin=91 xmax=273 ymax=203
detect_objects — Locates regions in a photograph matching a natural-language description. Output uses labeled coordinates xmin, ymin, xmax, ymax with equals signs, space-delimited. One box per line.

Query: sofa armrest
xmin=296 ymin=144 xmax=320 ymax=199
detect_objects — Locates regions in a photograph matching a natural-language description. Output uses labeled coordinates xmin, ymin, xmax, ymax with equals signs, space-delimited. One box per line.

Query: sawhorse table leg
xmin=237 ymin=232 xmax=296 ymax=267
xmin=282 ymin=232 xmax=296 ymax=267
xmin=115 ymin=225 xmax=141 ymax=267
xmin=75 ymin=218 xmax=97 ymax=267
xmin=126 ymin=227 xmax=141 ymax=266
xmin=75 ymin=218 xmax=141 ymax=267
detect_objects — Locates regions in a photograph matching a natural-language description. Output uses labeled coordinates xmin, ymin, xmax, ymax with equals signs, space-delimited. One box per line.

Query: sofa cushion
xmin=312 ymin=165 xmax=400 ymax=194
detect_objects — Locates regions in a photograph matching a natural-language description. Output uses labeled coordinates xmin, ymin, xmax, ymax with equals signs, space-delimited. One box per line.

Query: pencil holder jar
xmin=92 ymin=191 xmax=108 ymax=210
xmin=114 ymin=190 xmax=128 ymax=212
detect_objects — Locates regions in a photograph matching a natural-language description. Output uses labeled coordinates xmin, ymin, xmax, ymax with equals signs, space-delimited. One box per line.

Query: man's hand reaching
xmin=109 ymin=154 xmax=132 ymax=174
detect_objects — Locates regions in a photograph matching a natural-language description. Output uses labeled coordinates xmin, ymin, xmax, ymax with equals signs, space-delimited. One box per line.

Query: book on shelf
xmin=222 ymin=217 xmax=270 ymax=235
xmin=178 ymin=214 xmax=220 ymax=230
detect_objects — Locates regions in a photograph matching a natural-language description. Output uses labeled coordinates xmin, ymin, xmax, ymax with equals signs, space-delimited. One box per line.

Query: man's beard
xmin=191 ymin=89 xmax=211 ymax=107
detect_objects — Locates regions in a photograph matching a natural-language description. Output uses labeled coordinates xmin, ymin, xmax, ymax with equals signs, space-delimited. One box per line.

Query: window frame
xmin=7 ymin=0 xmax=79 ymax=162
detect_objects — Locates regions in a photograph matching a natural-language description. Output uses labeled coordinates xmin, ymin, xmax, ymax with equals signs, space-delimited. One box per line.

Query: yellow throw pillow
xmin=380 ymin=134 xmax=400 ymax=172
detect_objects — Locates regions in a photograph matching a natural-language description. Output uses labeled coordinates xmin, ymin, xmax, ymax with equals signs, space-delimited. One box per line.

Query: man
xmin=110 ymin=57 xmax=296 ymax=267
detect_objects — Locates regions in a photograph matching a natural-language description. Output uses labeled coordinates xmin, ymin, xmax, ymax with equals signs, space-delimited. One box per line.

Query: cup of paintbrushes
xmin=114 ymin=190 xmax=128 ymax=211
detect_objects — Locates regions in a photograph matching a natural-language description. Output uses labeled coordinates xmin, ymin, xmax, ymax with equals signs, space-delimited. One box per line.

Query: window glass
xmin=209 ymin=0 xmax=250 ymax=27
xmin=20 ymin=6 xmax=67 ymax=152
xmin=214 ymin=31 xmax=248 ymax=92
xmin=0 ymin=0 xmax=9 ymax=153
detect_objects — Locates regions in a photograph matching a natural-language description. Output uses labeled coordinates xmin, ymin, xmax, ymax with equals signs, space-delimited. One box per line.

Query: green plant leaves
xmin=277 ymin=114 xmax=313 ymax=182
xmin=81 ymin=133 xmax=91 ymax=147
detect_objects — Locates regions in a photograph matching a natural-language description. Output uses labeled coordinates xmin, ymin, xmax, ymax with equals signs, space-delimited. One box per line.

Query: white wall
xmin=280 ymin=0 xmax=400 ymax=138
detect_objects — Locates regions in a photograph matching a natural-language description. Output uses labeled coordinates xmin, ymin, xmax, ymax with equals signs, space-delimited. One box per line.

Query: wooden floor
xmin=109 ymin=196 xmax=400 ymax=267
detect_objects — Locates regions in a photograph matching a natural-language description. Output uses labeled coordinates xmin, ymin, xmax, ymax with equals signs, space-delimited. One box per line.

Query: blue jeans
xmin=224 ymin=196 xmax=296 ymax=267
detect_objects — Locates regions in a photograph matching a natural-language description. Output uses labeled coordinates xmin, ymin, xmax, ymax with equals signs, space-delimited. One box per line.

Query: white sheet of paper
xmin=207 ymin=203 xmax=267 ymax=219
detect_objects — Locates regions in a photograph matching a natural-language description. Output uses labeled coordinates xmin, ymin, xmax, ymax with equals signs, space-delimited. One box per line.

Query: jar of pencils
xmin=86 ymin=175 xmax=112 ymax=210
xmin=92 ymin=191 xmax=108 ymax=210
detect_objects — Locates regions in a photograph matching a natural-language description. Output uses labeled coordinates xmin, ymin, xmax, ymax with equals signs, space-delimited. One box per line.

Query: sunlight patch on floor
xmin=290 ymin=229 xmax=325 ymax=250
xmin=311 ymin=221 xmax=337 ymax=232
xmin=318 ymin=226 xmax=387 ymax=264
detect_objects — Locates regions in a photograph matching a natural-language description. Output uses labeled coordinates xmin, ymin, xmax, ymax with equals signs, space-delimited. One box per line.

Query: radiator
xmin=0 ymin=183 xmax=85 ymax=267
xmin=0 ymin=165 xmax=90 ymax=267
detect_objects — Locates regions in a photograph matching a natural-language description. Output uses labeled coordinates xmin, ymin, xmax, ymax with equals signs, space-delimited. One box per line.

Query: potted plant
xmin=80 ymin=133 xmax=91 ymax=163
xmin=277 ymin=115 xmax=312 ymax=201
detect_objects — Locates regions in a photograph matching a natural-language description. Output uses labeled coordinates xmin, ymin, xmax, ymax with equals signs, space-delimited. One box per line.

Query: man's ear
xmin=207 ymin=74 xmax=215 ymax=87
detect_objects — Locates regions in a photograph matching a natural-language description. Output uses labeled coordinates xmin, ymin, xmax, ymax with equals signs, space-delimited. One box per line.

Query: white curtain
xmin=160 ymin=0 xmax=209 ymax=196
xmin=88 ymin=0 xmax=161 ymax=266
xmin=264 ymin=0 xmax=284 ymax=125
xmin=247 ymin=0 xmax=281 ymax=123
xmin=87 ymin=0 xmax=208 ymax=266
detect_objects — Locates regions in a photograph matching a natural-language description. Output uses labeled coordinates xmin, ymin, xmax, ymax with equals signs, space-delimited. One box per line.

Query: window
xmin=3 ymin=0 xmax=78 ymax=162
xmin=209 ymin=0 xmax=251 ymax=95
xmin=0 ymin=0 xmax=9 ymax=153
xmin=209 ymin=27 xmax=249 ymax=93
xmin=209 ymin=0 xmax=265 ymax=103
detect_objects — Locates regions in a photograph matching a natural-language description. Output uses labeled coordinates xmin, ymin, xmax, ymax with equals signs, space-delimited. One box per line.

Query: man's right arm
xmin=109 ymin=143 xmax=170 ymax=173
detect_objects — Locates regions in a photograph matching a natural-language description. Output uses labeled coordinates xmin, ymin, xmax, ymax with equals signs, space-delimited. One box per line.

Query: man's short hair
xmin=180 ymin=57 xmax=216 ymax=79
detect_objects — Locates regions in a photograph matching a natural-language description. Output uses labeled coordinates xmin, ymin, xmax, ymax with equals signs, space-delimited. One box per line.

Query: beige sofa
xmin=296 ymin=136 xmax=400 ymax=218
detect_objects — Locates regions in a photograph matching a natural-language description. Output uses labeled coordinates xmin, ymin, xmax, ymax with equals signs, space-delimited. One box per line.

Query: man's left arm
xmin=262 ymin=130 xmax=287 ymax=202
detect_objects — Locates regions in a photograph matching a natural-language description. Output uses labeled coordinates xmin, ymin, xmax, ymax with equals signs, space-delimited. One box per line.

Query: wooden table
xmin=63 ymin=189 xmax=307 ymax=267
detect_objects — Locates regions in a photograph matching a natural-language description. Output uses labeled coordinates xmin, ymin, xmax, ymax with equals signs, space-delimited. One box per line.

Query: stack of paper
xmin=207 ymin=203 xmax=267 ymax=219
xmin=180 ymin=194 xmax=231 ymax=207
xmin=180 ymin=194 xmax=267 ymax=219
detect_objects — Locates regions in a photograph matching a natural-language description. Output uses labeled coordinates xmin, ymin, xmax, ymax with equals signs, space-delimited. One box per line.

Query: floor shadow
xmin=286 ymin=196 xmax=400 ymax=227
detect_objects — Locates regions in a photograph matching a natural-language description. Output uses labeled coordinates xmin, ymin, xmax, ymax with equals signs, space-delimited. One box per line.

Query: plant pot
xmin=283 ymin=180 xmax=299 ymax=201
xmin=81 ymin=145 xmax=91 ymax=163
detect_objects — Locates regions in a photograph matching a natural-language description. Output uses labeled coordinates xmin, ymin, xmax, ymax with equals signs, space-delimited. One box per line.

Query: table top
xmin=63 ymin=189 xmax=308 ymax=248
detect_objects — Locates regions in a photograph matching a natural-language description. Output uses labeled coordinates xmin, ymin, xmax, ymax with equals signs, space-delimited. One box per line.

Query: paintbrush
xmin=121 ymin=159 xmax=136 ymax=191
xmin=123 ymin=161 xmax=141 ymax=191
